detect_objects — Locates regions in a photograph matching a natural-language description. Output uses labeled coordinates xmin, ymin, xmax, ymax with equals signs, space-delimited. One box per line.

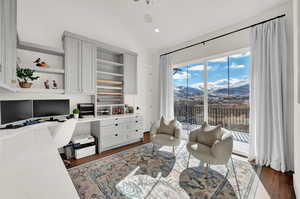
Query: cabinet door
xmin=81 ymin=41 xmax=96 ymax=95
xmin=0 ymin=0 xmax=17 ymax=85
xmin=124 ymin=54 xmax=137 ymax=94
xmin=64 ymin=37 xmax=82 ymax=94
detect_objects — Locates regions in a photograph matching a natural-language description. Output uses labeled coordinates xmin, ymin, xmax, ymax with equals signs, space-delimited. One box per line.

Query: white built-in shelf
xmin=18 ymin=41 xmax=65 ymax=56
xmin=97 ymin=92 xmax=123 ymax=96
xmin=97 ymin=80 xmax=123 ymax=85
xmin=97 ymin=71 xmax=124 ymax=77
xmin=97 ymin=86 xmax=123 ymax=90
xmin=0 ymin=82 xmax=16 ymax=93
xmin=97 ymin=59 xmax=123 ymax=66
xmin=32 ymin=66 xmax=65 ymax=74
xmin=98 ymin=99 xmax=122 ymax=102
xmin=16 ymin=88 xmax=65 ymax=94
xmin=97 ymin=104 xmax=125 ymax=107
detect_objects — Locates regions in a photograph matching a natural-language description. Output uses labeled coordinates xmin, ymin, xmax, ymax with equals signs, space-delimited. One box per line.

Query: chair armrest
xmin=150 ymin=121 xmax=160 ymax=138
xmin=211 ymin=134 xmax=233 ymax=163
xmin=189 ymin=129 xmax=199 ymax=142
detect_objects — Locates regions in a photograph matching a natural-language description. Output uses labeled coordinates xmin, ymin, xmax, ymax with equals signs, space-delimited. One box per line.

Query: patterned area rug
xmin=68 ymin=141 xmax=261 ymax=199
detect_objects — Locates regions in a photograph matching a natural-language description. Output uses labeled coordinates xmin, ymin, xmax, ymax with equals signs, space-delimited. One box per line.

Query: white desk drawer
xmin=101 ymin=132 xmax=126 ymax=148
xmin=127 ymin=129 xmax=143 ymax=140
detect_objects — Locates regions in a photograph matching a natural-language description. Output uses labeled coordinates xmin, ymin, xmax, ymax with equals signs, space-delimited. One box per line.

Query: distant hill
xmin=175 ymin=84 xmax=249 ymax=98
xmin=212 ymin=84 xmax=249 ymax=96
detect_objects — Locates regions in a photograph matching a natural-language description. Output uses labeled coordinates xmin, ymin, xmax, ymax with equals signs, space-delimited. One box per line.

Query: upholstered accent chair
xmin=186 ymin=126 xmax=241 ymax=197
xmin=150 ymin=118 xmax=182 ymax=154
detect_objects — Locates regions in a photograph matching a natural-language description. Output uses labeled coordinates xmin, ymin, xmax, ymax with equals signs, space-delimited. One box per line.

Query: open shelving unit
xmin=96 ymin=48 xmax=125 ymax=116
xmin=16 ymin=39 xmax=65 ymax=94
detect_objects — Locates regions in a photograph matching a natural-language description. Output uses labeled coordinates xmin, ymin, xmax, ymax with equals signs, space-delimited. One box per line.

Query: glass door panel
xmin=207 ymin=56 xmax=229 ymax=127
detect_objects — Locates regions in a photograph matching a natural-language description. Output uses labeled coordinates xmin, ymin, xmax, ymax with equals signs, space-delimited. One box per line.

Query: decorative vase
xmin=19 ymin=82 xmax=32 ymax=88
xmin=74 ymin=114 xmax=79 ymax=119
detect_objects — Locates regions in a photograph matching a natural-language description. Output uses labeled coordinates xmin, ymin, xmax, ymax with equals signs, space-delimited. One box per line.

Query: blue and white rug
xmin=68 ymin=141 xmax=261 ymax=199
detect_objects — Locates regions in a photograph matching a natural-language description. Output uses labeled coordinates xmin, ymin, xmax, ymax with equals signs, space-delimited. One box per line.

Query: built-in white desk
xmin=0 ymin=113 xmax=144 ymax=199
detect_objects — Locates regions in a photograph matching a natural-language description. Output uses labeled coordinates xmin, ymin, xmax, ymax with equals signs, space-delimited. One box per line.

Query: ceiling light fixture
xmin=154 ymin=28 xmax=160 ymax=33
xmin=133 ymin=0 xmax=151 ymax=5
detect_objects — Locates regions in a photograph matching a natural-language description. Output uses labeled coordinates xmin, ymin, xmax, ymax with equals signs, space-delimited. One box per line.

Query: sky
xmin=173 ymin=51 xmax=250 ymax=91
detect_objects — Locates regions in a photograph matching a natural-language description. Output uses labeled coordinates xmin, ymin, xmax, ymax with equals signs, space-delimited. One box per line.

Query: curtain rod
xmin=160 ymin=14 xmax=286 ymax=57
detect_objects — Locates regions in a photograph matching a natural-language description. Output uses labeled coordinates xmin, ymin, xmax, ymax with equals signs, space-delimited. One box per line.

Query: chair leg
xmin=172 ymin=146 xmax=175 ymax=155
xmin=205 ymin=163 xmax=209 ymax=179
xmin=187 ymin=153 xmax=191 ymax=168
xmin=231 ymin=157 xmax=241 ymax=199
xmin=152 ymin=143 xmax=155 ymax=154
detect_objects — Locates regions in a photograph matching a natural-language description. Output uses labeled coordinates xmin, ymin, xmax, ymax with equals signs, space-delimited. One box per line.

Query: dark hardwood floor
xmin=67 ymin=132 xmax=295 ymax=199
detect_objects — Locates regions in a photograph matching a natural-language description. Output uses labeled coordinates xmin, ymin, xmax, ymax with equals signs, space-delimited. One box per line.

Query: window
xmin=173 ymin=50 xmax=250 ymax=133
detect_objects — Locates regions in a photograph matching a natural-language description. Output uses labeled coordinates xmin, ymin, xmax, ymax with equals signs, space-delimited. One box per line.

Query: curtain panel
xmin=249 ymin=18 xmax=291 ymax=172
xmin=159 ymin=55 xmax=174 ymax=120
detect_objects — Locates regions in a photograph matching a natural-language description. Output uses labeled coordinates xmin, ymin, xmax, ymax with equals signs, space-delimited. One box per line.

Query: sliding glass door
xmin=173 ymin=50 xmax=250 ymax=154
xmin=173 ymin=62 xmax=205 ymax=133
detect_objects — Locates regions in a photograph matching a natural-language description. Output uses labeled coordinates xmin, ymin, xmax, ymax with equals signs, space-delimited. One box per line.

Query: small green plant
xmin=73 ymin=109 xmax=80 ymax=114
xmin=16 ymin=67 xmax=39 ymax=83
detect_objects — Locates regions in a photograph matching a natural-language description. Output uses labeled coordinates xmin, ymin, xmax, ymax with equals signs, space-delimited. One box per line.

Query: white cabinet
xmin=0 ymin=0 xmax=17 ymax=90
xmin=124 ymin=53 xmax=137 ymax=94
xmin=64 ymin=35 xmax=96 ymax=94
xmin=64 ymin=37 xmax=81 ymax=94
xmin=92 ymin=114 xmax=144 ymax=152
xmin=81 ymin=42 xmax=96 ymax=95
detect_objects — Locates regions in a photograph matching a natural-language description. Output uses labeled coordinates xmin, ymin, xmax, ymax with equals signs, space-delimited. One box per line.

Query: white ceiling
xmin=108 ymin=0 xmax=287 ymax=51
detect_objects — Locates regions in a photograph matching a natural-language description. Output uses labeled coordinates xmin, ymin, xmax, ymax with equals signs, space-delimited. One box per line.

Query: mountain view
xmin=173 ymin=52 xmax=250 ymax=132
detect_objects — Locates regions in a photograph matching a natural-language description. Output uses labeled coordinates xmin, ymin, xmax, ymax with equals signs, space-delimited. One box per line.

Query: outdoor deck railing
xmin=174 ymin=104 xmax=249 ymax=133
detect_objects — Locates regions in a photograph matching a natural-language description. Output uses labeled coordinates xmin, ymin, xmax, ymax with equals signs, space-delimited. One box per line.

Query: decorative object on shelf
xmin=52 ymin=80 xmax=58 ymax=89
xmin=34 ymin=58 xmax=49 ymax=67
xmin=73 ymin=109 xmax=80 ymax=119
xmin=99 ymin=109 xmax=110 ymax=115
xmin=44 ymin=80 xmax=50 ymax=89
xmin=16 ymin=57 xmax=22 ymax=68
xmin=112 ymin=107 xmax=124 ymax=115
xmin=16 ymin=67 xmax=40 ymax=88
xmin=128 ymin=106 xmax=134 ymax=113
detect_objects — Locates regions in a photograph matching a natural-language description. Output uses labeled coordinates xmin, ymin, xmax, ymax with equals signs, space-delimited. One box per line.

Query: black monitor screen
xmin=33 ymin=100 xmax=70 ymax=118
xmin=1 ymin=100 xmax=33 ymax=125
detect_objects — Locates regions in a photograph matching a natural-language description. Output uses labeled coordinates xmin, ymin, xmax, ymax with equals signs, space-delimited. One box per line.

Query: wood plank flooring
xmin=67 ymin=132 xmax=295 ymax=199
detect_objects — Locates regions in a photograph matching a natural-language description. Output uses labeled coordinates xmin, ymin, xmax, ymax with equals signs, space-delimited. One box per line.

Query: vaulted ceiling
xmin=110 ymin=0 xmax=288 ymax=51
xmin=18 ymin=0 xmax=288 ymax=53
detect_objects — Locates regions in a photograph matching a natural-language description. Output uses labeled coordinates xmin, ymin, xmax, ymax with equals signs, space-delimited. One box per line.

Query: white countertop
xmin=0 ymin=125 xmax=79 ymax=199
xmin=0 ymin=113 xmax=142 ymax=139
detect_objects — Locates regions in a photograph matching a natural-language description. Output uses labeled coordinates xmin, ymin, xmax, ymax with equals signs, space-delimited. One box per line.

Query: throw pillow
xmin=197 ymin=124 xmax=222 ymax=147
xmin=158 ymin=116 xmax=177 ymax=136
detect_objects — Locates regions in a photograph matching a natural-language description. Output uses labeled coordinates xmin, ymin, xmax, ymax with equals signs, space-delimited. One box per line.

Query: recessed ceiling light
xmin=154 ymin=28 xmax=160 ymax=33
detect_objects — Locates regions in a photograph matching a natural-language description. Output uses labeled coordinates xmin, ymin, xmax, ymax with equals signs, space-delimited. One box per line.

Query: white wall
xmin=2 ymin=0 xmax=155 ymax=134
xmin=293 ymin=0 xmax=300 ymax=196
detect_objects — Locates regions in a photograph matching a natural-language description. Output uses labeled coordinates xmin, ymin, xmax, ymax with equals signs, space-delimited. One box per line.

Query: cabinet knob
xmin=115 ymin=134 xmax=118 ymax=136
xmin=115 ymin=124 xmax=118 ymax=126
xmin=136 ymin=121 xmax=138 ymax=123
xmin=136 ymin=130 xmax=138 ymax=132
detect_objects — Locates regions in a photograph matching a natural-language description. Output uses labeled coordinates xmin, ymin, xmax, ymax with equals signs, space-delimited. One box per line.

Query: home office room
xmin=1 ymin=0 xmax=300 ymax=199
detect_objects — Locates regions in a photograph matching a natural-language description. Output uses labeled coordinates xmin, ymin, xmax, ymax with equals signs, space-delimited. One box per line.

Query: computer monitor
xmin=33 ymin=99 xmax=70 ymax=118
xmin=0 ymin=100 xmax=33 ymax=125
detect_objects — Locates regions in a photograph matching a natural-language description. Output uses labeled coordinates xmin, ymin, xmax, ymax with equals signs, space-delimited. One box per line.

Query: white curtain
xmin=249 ymin=18 xmax=290 ymax=172
xmin=159 ymin=55 xmax=174 ymax=120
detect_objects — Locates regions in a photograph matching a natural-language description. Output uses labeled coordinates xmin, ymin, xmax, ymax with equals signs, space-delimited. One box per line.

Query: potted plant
xmin=16 ymin=67 xmax=39 ymax=88
xmin=73 ymin=108 xmax=80 ymax=119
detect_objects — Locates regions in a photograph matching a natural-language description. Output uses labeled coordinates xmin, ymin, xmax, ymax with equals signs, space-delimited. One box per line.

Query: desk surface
xmin=0 ymin=113 xmax=142 ymax=140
